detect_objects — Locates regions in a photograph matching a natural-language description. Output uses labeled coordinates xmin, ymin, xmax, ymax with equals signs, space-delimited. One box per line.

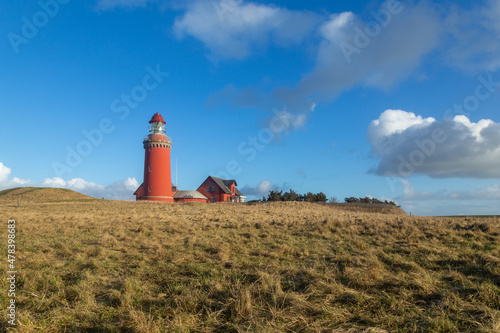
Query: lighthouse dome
xmin=149 ymin=112 xmax=166 ymax=124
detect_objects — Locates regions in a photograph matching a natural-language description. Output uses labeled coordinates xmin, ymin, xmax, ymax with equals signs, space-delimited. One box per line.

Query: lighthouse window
xmin=148 ymin=166 xmax=151 ymax=172
xmin=148 ymin=186 xmax=151 ymax=192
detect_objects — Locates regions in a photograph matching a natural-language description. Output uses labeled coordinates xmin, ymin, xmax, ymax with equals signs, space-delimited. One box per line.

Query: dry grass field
xmin=0 ymin=187 xmax=499 ymax=332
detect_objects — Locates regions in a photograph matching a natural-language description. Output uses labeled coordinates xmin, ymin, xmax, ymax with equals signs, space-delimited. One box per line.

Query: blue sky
xmin=1 ymin=0 xmax=500 ymax=216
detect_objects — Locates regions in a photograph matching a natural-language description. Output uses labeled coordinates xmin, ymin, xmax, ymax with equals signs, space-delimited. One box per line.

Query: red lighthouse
xmin=134 ymin=113 xmax=175 ymax=202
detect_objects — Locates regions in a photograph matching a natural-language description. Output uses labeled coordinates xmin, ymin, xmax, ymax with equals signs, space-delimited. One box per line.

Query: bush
xmin=344 ymin=196 xmax=398 ymax=206
xmin=263 ymin=189 xmax=327 ymax=203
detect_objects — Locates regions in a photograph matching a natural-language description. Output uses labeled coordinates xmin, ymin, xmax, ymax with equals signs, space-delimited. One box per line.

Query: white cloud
xmin=173 ymin=0 xmax=321 ymax=59
xmin=398 ymin=180 xmax=500 ymax=201
xmin=96 ymin=0 xmax=152 ymax=10
xmin=319 ymin=12 xmax=355 ymax=43
xmin=369 ymin=110 xmax=500 ymax=178
xmin=42 ymin=177 xmax=67 ymax=187
xmin=0 ymin=178 xmax=35 ymax=189
xmin=399 ymin=179 xmax=443 ymax=201
xmin=0 ymin=163 xmax=11 ymax=182
xmin=369 ymin=109 xmax=435 ymax=142
xmin=368 ymin=109 xmax=437 ymax=158
xmin=0 ymin=161 xmax=139 ymax=200
xmin=104 ymin=177 xmax=140 ymax=200
xmin=449 ymin=184 xmax=500 ymax=201
xmin=183 ymin=0 xmax=500 ymax=79
xmin=240 ymin=180 xmax=272 ymax=196
xmin=264 ymin=107 xmax=312 ymax=135
xmin=87 ymin=0 xmax=496 ymax=144
xmin=40 ymin=176 xmax=139 ymax=200
xmin=0 ymin=163 xmax=35 ymax=189
xmin=9 ymin=177 xmax=33 ymax=186
xmin=452 ymin=115 xmax=494 ymax=141
xmin=98 ymin=0 xmax=500 ymax=122
xmin=207 ymin=1 xmax=442 ymax=131
xmin=442 ymin=0 xmax=500 ymax=72
xmin=395 ymin=180 xmax=500 ymax=215
xmin=283 ymin=1 xmax=441 ymax=102
xmin=41 ymin=177 xmax=105 ymax=191
xmin=67 ymin=178 xmax=104 ymax=191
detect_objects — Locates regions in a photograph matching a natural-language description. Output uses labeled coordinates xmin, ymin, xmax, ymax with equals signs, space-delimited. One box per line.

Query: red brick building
xmin=197 ymin=176 xmax=246 ymax=203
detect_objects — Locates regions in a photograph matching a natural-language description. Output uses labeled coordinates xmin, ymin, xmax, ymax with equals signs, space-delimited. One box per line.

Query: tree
xmin=264 ymin=189 xmax=335 ymax=204
xmin=329 ymin=196 xmax=338 ymax=203
xmin=345 ymin=197 xmax=359 ymax=203
xmin=267 ymin=190 xmax=283 ymax=202
xmin=304 ymin=192 xmax=316 ymax=202
xmin=283 ymin=189 xmax=300 ymax=201
xmin=344 ymin=196 xmax=399 ymax=206
xmin=316 ymin=192 xmax=327 ymax=203
xmin=359 ymin=196 xmax=369 ymax=204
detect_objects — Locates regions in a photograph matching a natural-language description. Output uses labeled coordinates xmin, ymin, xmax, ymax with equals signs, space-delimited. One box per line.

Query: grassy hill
xmin=0 ymin=187 xmax=96 ymax=204
xmin=0 ymin=190 xmax=499 ymax=332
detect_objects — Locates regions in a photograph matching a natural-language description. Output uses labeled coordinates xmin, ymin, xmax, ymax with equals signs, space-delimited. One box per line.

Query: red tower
xmin=136 ymin=113 xmax=175 ymax=202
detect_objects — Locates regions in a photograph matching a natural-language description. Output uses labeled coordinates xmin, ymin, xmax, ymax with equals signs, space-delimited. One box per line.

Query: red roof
xmin=149 ymin=112 xmax=166 ymax=124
